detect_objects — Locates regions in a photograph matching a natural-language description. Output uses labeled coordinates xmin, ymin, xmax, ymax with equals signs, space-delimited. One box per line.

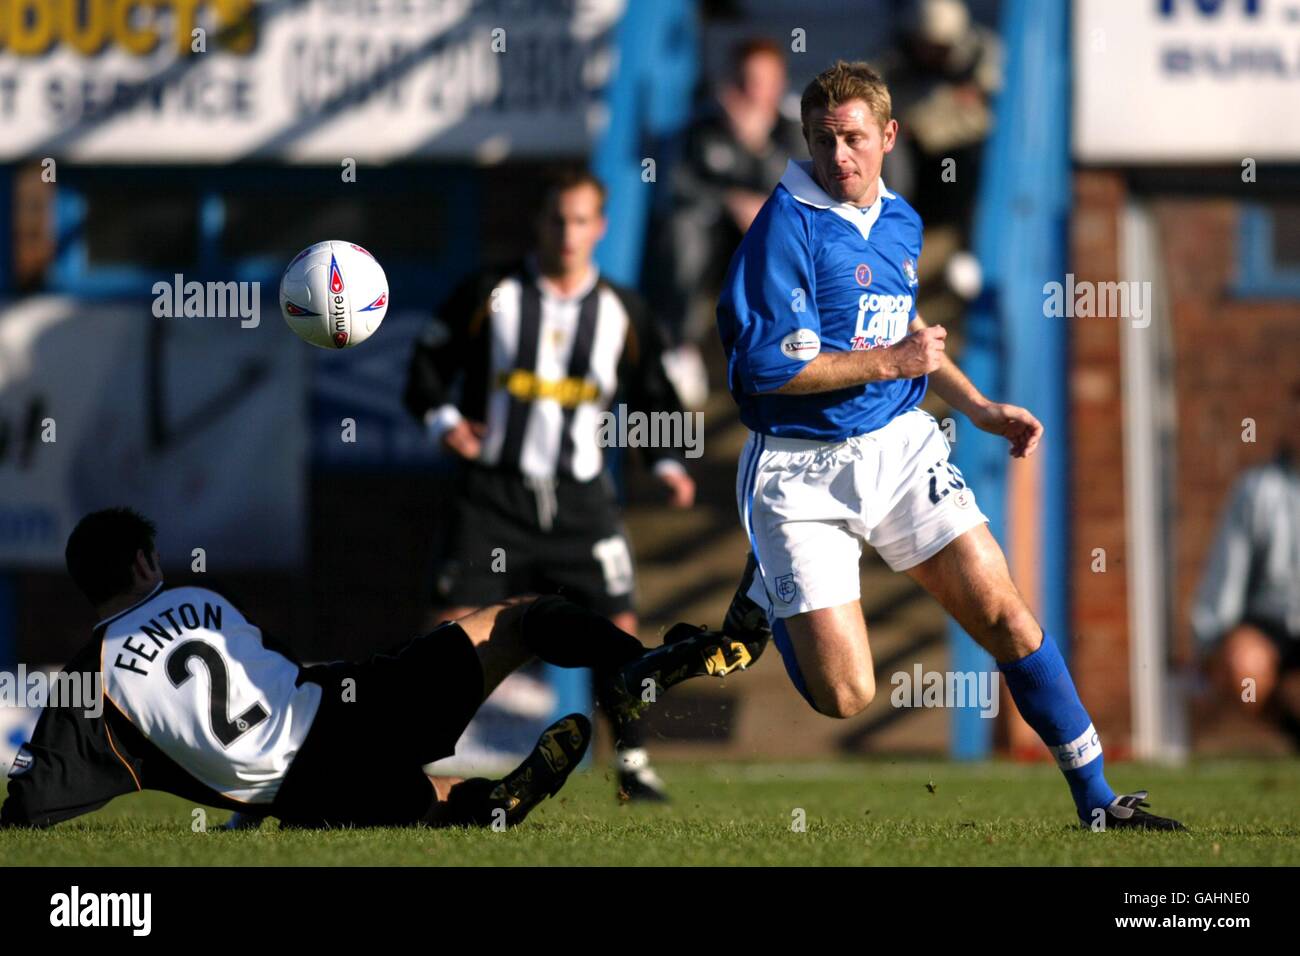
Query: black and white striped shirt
xmin=403 ymin=258 xmax=686 ymax=483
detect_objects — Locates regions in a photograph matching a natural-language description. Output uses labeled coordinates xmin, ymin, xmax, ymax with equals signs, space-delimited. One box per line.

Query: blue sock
xmin=998 ymin=633 xmax=1116 ymax=821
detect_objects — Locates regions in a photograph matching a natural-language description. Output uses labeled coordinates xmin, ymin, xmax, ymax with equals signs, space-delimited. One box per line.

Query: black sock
xmin=440 ymin=777 xmax=497 ymax=827
xmin=519 ymin=595 xmax=645 ymax=669
xmin=1278 ymin=707 xmax=1300 ymax=752
xmin=595 ymin=681 xmax=644 ymax=754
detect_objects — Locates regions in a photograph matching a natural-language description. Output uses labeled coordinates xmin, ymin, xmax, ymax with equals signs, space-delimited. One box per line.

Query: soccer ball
xmin=279 ymin=240 xmax=388 ymax=349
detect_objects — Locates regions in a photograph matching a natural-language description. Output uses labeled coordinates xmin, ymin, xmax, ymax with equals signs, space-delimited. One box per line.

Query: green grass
xmin=3 ymin=758 xmax=1298 ymax=866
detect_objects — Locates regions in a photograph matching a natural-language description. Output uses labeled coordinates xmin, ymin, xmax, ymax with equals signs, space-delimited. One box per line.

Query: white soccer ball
xmin=279 ymin=240 xmax=388 ymax=349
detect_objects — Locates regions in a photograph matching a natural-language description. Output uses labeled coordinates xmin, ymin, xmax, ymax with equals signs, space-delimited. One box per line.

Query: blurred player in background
xmin=1194 ymin=381 xmax=1300 ymax=750
xmin=707 ymin=60 xmax=1184 ymax=830
xmin=647 ymin=37 xmax=808 ymax=409
xmin=403 ymin=170 xmax=694 ymax=802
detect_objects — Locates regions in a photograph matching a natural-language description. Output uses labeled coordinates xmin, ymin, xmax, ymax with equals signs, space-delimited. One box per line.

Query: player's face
xmin=738 ymin=52 xmax=786 ymax=112
xmin=804 ymin=100 xmax=897 ymax=206
xmin=536 ymin=183 xmax=607 ymax=274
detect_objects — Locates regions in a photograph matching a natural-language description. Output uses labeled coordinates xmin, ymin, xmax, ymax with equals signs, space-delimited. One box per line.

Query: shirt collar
xmin=95 ymin=580 xmax=165 ymax=630
xmin=779 ymin=160 xmax=895 ymax=241
xmin=525 ymin=254 xmax=600 ymax=302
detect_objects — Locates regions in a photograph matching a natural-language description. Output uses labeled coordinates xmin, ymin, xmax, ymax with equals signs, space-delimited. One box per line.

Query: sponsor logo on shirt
xmin=852 ymin=293 xmax=913 ymax=351
xmin=780 ymin=328 xmax=821 ymax=362
xmin=9 ymin=744 xmax=33 ymax=777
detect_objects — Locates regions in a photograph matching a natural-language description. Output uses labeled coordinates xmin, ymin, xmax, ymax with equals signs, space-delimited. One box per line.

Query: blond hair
xmin=800 ymin=60 xmax=892 ymax=132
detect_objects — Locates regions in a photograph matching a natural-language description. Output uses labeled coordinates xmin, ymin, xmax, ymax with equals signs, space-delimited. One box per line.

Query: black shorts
xmin=1247 ymin=617 xmax=1300 ymax=671
xmin=271 ymin=622 xmax=483 ymax=828
xmin=431 ymin=464 xmax=636 ymax=617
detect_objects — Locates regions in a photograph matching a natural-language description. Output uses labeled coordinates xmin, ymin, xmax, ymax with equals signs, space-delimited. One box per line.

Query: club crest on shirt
xmin=902 ymin=258 xmax=918 ymax=287
xmin=775 ymin=573 xmax=799 ymax=604
xmin=854 ymin=263 xmax=872 ymax=287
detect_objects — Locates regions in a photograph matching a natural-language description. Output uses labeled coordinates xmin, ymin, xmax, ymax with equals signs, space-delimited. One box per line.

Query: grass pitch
xmin=2 ymin=758 xmax=1297 ymax=866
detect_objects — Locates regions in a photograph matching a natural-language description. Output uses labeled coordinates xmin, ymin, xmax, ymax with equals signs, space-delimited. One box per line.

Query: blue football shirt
xmin=717 ymin=160 xmax=926 ymax=440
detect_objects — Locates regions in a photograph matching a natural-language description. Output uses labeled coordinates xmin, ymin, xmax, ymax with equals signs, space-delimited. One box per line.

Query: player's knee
xmin=810 ymin=674 xmax=876 ymax=719
xmin=1215 ymin=626 xmax=1278 ymax=701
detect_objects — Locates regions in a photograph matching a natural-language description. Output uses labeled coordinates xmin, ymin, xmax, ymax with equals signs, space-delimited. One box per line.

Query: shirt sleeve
xmin=719 ymin=199 xmax=821 ymax=395
xmin=402 ymin=272 xmax=493 ymax=423
xmin=1 ymin=660 xmax=141 ymax=829
xmin=616 ymin=287 xmax=690 ymax=470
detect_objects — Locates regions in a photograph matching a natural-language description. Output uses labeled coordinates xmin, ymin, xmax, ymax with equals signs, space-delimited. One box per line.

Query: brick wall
xmin=1157 ymin=201 xmax=1299 ymax=663
xmin=1070 ymin=170 xmax=1300 ymax=751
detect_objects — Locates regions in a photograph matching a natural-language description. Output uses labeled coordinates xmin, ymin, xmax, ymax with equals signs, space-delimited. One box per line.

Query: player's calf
xmin=904 ymin=526 xmax=1189 ymax=828
xmin=454 ymin=593 xmax=648 ymax=699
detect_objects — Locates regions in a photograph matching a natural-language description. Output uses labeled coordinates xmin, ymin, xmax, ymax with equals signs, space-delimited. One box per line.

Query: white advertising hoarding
xmin=1074 ymin=0 xmax=1300 ymax=163
xmin=0 ymin=0 xmax=623 ymax=162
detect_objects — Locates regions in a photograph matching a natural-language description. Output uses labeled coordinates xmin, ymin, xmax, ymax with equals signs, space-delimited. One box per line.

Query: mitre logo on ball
xmin=279 ymin=240 xmax=388 ymax=349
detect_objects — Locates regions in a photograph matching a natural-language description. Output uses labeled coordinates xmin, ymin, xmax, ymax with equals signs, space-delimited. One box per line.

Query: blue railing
xmin=951 ymin=0 xmax=1072 ymax=759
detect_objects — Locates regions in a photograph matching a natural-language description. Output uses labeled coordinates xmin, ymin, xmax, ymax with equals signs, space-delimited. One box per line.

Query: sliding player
xmin=683 ymin=61 xmax=1183 ymax=831
xmin=0 ymin=508 xmax=744 ymax=830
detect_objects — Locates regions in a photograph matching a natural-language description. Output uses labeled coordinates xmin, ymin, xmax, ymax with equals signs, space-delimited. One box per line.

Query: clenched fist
xmin=887 ymin=324 xmax=947 ymax=379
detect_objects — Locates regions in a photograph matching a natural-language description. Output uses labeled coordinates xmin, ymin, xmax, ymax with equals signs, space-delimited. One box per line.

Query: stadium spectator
xmin=880 ymin=0 xmax=1001 ymax=301
xmin=1193 ymin=382 xmax=1300 ymax=749
xmin=403 ymin=169 xmax=695 ymax=802
xmin=645 ymin=37 xmax=807 ymax=408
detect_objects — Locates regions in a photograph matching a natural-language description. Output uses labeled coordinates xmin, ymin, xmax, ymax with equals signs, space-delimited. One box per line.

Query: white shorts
xmin=736 ymin=408 xmax=988 ymax=619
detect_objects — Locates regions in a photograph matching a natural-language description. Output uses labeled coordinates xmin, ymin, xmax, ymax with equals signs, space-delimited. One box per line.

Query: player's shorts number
xmin=591 ymin=534 xmax=634 ymax=597
xmin=166 ymin=640 xmax=269 ymax=748
xmin=926 ymin=459 xmax=967 ymax=506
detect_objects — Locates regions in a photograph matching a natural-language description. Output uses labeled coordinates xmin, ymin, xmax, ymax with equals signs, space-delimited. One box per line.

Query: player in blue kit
xmin=700 ymin=60 xmax=1184 ymax=831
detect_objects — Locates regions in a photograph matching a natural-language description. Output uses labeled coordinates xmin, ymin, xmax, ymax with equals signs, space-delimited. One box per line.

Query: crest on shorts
xmin=775 ymin=573 xmax=799 ymax=604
